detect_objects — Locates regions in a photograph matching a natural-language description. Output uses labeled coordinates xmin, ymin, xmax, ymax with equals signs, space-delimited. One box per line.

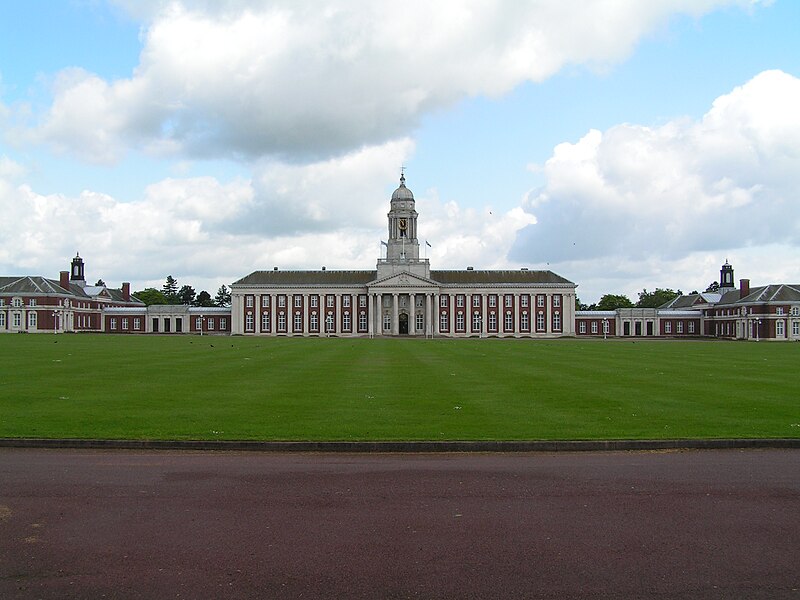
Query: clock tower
xmin=377 ymin=173 xmax=430 ymax=279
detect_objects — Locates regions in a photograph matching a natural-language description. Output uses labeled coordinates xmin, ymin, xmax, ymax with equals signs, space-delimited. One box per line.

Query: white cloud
xmin=512 ymin=69 xmax=800 ymax=302
xmin=20 ymin=0 xmax=767 ymax=163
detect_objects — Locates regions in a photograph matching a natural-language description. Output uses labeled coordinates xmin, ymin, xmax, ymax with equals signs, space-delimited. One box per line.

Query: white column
xmin=269 ymin=295 xmax=276 ymax=335
xmin=449 ymin=294 xmax=454 ymax=336
xmin=392 ymin=293 xmax=399 ymax=335
xmin=302 ymin=293 xmax=309 ymax=336
xmin=546 ymin=293 xmax=552 ymax=333
xmin=513 ymin=293 xmax=520 ymax=335
xmin=410 ymin=293 xmax=416 ymax=333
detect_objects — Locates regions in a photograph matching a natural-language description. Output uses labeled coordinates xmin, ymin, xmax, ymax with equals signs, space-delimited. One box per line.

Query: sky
xmin=1 ymin=0 xmax=799 ymax=303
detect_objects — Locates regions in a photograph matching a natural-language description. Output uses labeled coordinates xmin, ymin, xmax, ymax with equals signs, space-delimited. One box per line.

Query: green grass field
xmin=1 ymin=334 xmax=798 ymax=441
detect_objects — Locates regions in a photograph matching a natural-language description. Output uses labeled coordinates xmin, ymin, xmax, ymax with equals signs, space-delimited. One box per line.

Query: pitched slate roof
xmin=233 ymin=268 xmax=575 ymax=287
xmin=431 ymin=270 xmax=574 ymax=285
xmin=0 ymin=276 xmax=81 ymax=296
xmin=0 ymin=275 xmax=144 ymax=305
xmin=233 ymin=270 xmax=377 ymax=286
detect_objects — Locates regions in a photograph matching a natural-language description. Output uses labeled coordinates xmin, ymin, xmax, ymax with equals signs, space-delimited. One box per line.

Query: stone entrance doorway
xmin=399 ymin=313 xmax=409 ymax=334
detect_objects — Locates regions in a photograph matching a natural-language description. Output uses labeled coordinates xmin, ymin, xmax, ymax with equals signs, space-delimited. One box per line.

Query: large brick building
xmin=229 ymin=175 xmax=577 ymax=337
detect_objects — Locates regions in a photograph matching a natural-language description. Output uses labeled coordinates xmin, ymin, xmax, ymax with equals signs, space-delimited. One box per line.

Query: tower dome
xmin=391 ymin=174 xmax=414 ymax=201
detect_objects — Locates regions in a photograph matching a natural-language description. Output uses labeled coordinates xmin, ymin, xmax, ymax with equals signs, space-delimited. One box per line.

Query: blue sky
xmin=1 ymin=0 xmax=799 ymax=302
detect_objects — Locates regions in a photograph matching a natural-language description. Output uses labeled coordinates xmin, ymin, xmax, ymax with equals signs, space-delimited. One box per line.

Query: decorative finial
xmin=400 ymin=165 xmax=406 ymax=185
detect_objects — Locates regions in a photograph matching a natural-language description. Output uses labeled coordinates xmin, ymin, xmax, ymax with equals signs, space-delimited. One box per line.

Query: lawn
xmin=0 ymin=334 xmax=798 ymax=441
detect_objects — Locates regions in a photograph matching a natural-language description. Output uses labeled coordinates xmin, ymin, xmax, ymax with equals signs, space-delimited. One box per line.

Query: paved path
xmin=1 ymin=449 xmax=798 ymax=599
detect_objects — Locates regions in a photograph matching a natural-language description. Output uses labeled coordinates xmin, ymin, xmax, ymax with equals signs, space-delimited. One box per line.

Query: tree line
xmin=133 ymin=276 xmax=231 ymax=307
xmin=577 ymin=280 xmax=720 ymax=311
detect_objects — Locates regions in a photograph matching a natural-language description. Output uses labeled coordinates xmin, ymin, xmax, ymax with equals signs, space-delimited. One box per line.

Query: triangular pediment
xmin=369 ymin=271 xmax=439 ymax=290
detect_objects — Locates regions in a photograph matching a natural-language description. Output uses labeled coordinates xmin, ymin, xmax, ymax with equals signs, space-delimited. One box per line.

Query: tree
xmin=636 ymin=288 xmax=682 ymax=308
xmin=177 ymin=284 xmax=196 ymax=305
xmin=596 ymin=294 xmax=634 ymax=311
xmin=133 ymin=288 xmax=168 ymax=306
xmin=95 ymin=278 xmax=106 ymax=286
xmin=162 ymin=275 xmax=179 ymax=304
xmin=194 ymin=290 xmax=215 ymax=307
xmin=215 ymin=285 xmax=231 ymax=307
xmin=704 ymin=281 xmax=720 ymax=293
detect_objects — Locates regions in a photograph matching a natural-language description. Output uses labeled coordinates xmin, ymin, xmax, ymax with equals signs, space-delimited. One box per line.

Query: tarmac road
xmin=1 ymin=448 xmax=798 ymax=599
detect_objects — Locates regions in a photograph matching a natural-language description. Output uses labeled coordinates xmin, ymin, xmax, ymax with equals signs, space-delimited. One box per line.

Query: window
xmin=416 ymin=313 xmax=423 ymax=332
xmin=325 ymin=315 xmax=335 ymax=333
xmin=246 ymin=296 xmax=254 ymax=308
xmin=309 ymin=313 xmax=318 ymax=332
xmin=456 ymin=295 xmax=464 ymax=308
xmin=488 ymin=295 xmax=497 ymax=308
xmin=793 ymin=321 xmax=799 ymax=336
xmin=440 ymin=295 xmax=448 ymax=307
xmin=28 ymin=312 xmax=37 ymax=328
xmin=688 ymin=321 xmax=695 ymax=334
xmin=552 ymin=313 xmax=561 ymax=331
xmin=665 ymin=322 xmax=672 ymax=334
xmin=488 ymin=313 xmax=497 ymax=332
xmin=278 ymin=295 xmax=286 ymax=308
xmin=196 ymin=317 xmax=203 ymax=330
xmin=294 ymin=312 xmax=303 ymax=332
xmin=122 ymin=318 xmax=128 ymax=330
xmin=13 ymin=298 xmax=22 ymax=307
xmin=579 ymin=322 xmax=586 ymax=334
xmin=342 ymin=313 xmax=351 ymax=331
xmin=536 ymin=313 xmax=545 ymax=331
xmin=0 ymin=313 xmax=5 ymax=327
xmin=13 ymin=313 xmax=21 ymax=328
xmin=245 ymin=313 xmax=254 ymax=331
xmin=0 ymin=299 xmax=4 ymax=306
xmin=359 ymin=312 xmax=368 ymax=331
xmin=134 ymin=318 xmax=141 ymax=330
xmin=384 ymin=314 xmax=392 ymax=331
xmin=504 ymin=312 xmax=513 ymax=331
xmin=521 ymin=295 xmax=529 ymax=308
xmin=360 ymin=295 xmax=367 ymax=308
xmin=439 ymin=312 xmax=448 ymax=331
xmin=29 ymin=298 xmax=36 ymax=307
xmin=311 ymin=295 xmax=318 ymax=308
xmin=262 ymin=313 xmax=270 ymax=331
xmin=603 ymin=320 xmax=609 ymax=334
xmin=472 ymin=313 xmax=481 ymax=331
xmin=537 ymin=295 xmax=545 ymax=307
xmin=261 ymin=295 xmax=270 ymax=308
xmin=208 ymin=318 xmax=214 ymax=330
xmin=456 ymin=312 xmax=465 ymax=332
xmin=505 ymin=295 xmax=512 ymax=308
xmin=591 ymin=322 xmax=598 ymax=334
xmin=343 ymin=296 xmax=350 ymax=308
xmin=278 ymin=313 xmax=287 ymax=332
xmin=790 ymin=306 xmax=799 ymax=316
xmin=520 ymin=313 xmax=529 ymax=331
xmin=776 ymin=321 xmax=785 ymax=337
xmin=553 ymin=295 xmax=561 ymax=308
xmin=220 ymin=318 xmax=227 ymax=330
xmin=776 ymin=307 xmax=785 ymax=315
xmin=472 ymin=295 xmax=481 ymax=308
xmin=294 ymin=295 xmax=302 ymax=308
xmin=677 ymin=322 xmax=683 ymax=334
xmin=327 ymin=295 xmax=335 ymax=308
xmin=110 ymin=318 xmax=117 ymax=330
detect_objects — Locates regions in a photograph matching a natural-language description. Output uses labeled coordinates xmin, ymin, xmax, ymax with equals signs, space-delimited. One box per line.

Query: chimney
xmin=60 ymin=271 xmax=70 ymax=291
xmin=740 ymin=279 xmax=750 ymax=299
xmin=122 ymin=282 xmax=131 ymax=302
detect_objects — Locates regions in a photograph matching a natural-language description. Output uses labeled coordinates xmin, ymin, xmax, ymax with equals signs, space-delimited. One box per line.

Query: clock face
xmin=399 ymin=218 xmax=407 ymax=231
